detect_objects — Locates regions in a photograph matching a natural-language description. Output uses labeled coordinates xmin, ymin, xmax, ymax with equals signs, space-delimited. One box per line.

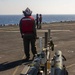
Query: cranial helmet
xmin=23 ymin=7 xmax=32 ymax=16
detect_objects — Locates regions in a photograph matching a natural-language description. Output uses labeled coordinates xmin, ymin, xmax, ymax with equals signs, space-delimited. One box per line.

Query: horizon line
xmin=0 ymin=14 xmax=75 ymax=15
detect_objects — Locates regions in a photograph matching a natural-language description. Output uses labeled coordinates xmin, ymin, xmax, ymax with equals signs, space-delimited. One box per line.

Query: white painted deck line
xmin=0 ymin=30 xmax=71 ymax=32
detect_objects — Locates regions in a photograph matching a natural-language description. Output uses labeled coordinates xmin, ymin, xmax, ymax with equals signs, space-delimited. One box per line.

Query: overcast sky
xmin=0 ymin=0 xmax=75 ymax=15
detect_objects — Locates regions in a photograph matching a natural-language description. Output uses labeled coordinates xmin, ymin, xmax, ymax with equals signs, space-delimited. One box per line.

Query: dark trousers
xmin=23 ymin=35 xmax=37 ymax=58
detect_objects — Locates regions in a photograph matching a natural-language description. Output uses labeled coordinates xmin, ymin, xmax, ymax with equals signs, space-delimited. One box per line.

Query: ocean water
xmin=0 ymin=15 xmax=75 ymax=25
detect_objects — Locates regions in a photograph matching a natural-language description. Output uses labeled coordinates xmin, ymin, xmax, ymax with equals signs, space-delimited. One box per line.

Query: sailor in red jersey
xmin=19 ymin=8 xmax=37 ymax=61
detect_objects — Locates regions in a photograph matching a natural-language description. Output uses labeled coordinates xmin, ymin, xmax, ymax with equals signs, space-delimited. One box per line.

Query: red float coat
xmin=19 ymin=16 xmax=36 ymax=36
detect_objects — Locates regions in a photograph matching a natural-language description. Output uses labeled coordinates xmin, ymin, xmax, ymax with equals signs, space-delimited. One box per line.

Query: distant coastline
xmin=0 ymin=15 xmax=75 ymax=25
xmin=0 ymin=20 xmax=75 ymax=27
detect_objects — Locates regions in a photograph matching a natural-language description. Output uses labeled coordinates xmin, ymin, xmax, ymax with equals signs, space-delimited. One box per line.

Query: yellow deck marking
xmin=66 ymin=63 xmax=75 ymax=69
xmin=12 ymin=66 xmax=19 ymax=75
xmin=12 ymin=55 xmax=25 ymax=75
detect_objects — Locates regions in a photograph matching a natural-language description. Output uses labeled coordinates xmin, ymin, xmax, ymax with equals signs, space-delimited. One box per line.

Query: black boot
xmin=24 ymin=57 xmax=30 ymax=62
